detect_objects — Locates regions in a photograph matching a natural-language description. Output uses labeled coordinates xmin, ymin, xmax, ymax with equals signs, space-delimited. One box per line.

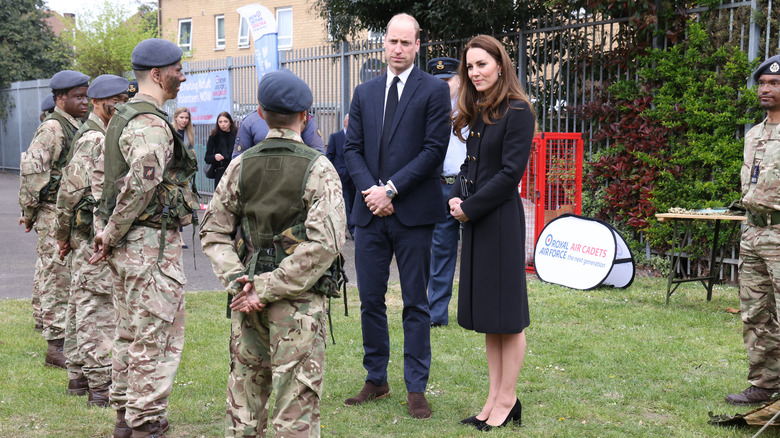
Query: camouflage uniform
xmin=103 ymin=94 xmax=188 ymax=428
xmin=200 ymin=128 xmax=347 ymax=437
xmin=19 ymin=106 xmax=77 ymax=341
xmin=739 ymin=120 xmax=780 ymax=389
xmin=54 ymin=112 xmax=115 ymax=388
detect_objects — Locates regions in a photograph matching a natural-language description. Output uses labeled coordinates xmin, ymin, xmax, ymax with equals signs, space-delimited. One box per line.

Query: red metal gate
xmin=520 ymin=132 xmax=584 ymax=273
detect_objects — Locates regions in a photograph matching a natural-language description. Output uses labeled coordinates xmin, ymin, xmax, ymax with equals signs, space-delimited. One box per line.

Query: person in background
xmin=449 ymin=35 xmax=535 ymax=431
xmin=172 ymin=106 xmax=195 ymax=248
xmin=173 ymin=107 xmax=194 ymax=150
xmin=232 ymin=104 xmax=324 ymax=158
xmin=19 ymin=70 xmax=90 ymax=368
xmin=326 ymin=114 xmax=355 ymax=237
xmin=40 ymin=94 xmax=55 ymax=122
xmin=426 ymin=57 xmax=467 ymax=328
xmin=205 ymin=111 xmax=237 ymax=186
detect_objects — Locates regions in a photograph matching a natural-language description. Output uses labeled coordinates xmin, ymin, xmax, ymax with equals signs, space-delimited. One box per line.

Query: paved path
xmin=1 ymin=171 xmax=376 ymax=300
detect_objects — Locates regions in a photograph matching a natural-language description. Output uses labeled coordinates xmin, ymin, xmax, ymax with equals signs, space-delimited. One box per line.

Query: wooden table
xmin=655 ymin=213 xmax=746 ymax=304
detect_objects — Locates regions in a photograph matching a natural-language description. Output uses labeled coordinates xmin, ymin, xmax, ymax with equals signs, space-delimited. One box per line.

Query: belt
xmin=747 ymin=210 xmax=780 ymax=227
xmin=441 ymin=175 xmax=457 ymax=185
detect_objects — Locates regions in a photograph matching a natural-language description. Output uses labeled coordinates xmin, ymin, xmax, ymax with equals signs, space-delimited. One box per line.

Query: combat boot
xmin=130 ymin=419 xmax=170 ymax=437
xmin=87 ymin=382 xmax=110 ymax=407
xmin=44 ymin=339 xmax=66 ymax=368
xmin=113 ymin=408 xmax=132 ymax=438
xmin=66 ymin=375 xmax=88 ymax=396
xmin=725 ymin=385 xmax=779 ymax=405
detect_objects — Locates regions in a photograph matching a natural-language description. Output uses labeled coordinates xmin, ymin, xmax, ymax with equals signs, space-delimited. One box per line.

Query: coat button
xmin=477 ymin=132 xmax=481 ymax=138
xmin=470 ymin=132 xmax=474 ymax=137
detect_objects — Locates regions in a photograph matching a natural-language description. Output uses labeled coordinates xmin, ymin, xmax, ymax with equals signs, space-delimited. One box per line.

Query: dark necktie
xmin=379 ymin=76 xmax=400 ymax=182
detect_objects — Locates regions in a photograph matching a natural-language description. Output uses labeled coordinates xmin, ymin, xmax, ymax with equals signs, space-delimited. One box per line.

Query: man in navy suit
xmin=326 ymin=114 xmax=355 ymax=236
xmin=342 ymin=13 xmax=451 ymax=419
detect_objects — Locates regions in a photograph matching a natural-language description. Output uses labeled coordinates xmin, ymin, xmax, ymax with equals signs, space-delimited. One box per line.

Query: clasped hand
xmin=230 ymin=275 xmax=266 ymax=313
xmin=449 ymin=197 xmax=469 ymax=223
xmin=363 ymin=185 xmax=394 ymax=217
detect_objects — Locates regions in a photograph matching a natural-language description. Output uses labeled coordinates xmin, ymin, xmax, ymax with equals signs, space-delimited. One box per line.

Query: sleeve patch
xmin=143 ymin=166 xmax=155 ymax=180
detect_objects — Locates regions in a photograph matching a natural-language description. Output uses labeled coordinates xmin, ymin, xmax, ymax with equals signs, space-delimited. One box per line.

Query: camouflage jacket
xmin=19 ymin=106 xmax=81 ymax=223
xmin=54 ymin=113 xmax=107 ymax=241
xmin=200 ymin=128 xmax=347 ymax=304
xmin=741 ymin=119 xmax=780 ymax=213
xmin=101 ymin=94 xmax=176 ymax=247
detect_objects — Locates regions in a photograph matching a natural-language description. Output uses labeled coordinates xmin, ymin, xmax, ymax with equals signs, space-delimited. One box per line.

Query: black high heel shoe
xmin=460 ymin=415 xmax=487 ymax=427
xmin=476 ymin=398 xmax=522 ymax=432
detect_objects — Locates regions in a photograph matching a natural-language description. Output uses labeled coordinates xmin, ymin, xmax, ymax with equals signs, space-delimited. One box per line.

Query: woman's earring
xmin=498 ymin=71 xmax=502 ymax=77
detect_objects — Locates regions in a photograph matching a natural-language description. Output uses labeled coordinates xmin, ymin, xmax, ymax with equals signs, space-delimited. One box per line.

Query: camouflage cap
xmin=753 ymin=55 xmax=780 ymax=82
xmin=427 ymin=57 xmax=460 ymax=79
xmin=87 ymin=75 xmax=130 ymax=99
xmin=49 ymin=70 xmax=90 ymax=91
xmin=258 ymin=69 xmax=313 ymax=114
xmin=40 ymin=95 xmax=55 ymax=112
xmin=131 ymin=38 xmax=183 ymax=70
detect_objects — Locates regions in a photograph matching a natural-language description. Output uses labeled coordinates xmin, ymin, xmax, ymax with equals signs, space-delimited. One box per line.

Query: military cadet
xmin=726 ymin=55 xmax=780 ymax=405
xmin=200 ymin=69 xmax=347 ymax=438
xmin=90 ymin=38 xmax=195 ymax=438
xmin=54 ymin=74 xmax=130 ymax=406
xmin=40 ymin=94 xmax=55 ymax=122
xmin=19 ymin=70 xmax=90 ymax=368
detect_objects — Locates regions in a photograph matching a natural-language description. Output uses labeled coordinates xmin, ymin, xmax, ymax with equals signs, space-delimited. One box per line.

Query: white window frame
xmin=276 ymin=7 xmax=292 ymax=50
xmin=178 ymin=18 xmax=192 ymax=52
xmin=238 ymin=16 xmax=250 ymax=48
xmin=215 ymin=15 xmax=225 ymax=49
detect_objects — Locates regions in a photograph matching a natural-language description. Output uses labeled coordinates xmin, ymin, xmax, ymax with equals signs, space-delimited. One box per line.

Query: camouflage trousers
xmin=31 ymin=257 xmax=42 ymax=326
xmin=33 ymin=204 xmax=72 ymax=340
xmin=226 ymin=292 xmax=326 ymax=438
xmin=63 ymin=228 xmax=115 ymax=387
xmin=740 ymin=224 xmax=780 ymax=389
xmin=108 ymin=226 xmax=186 ymax=428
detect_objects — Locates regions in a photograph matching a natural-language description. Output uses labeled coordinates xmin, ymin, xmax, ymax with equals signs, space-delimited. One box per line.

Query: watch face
xmin=386 ymin=189 xmax=395 ymax=198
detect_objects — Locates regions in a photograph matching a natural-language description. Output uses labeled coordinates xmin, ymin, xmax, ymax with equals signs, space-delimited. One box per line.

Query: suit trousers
xmin=428 ymin=181 xmax=460 ymax=325
xmin=354 ymin=214 xmax=433 ymax=393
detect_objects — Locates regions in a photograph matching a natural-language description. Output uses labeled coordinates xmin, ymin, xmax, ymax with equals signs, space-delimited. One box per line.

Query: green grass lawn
xmin=0 ymin=276 xmax=777 ymax=437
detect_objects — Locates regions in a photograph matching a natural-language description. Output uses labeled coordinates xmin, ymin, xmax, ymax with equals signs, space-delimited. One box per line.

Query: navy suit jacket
xmin=344 ymin=66 xmax=451 ymax=227
xmin=326 ymin=129 xmax=350 ymax=182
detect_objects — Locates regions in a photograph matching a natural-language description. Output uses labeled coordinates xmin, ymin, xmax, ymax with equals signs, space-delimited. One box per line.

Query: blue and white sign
xmin=177 ymin=70 xmax=230 ymax=125
xmin=534 ymin=214 xmax=634 ymax=290
xmin=237 ymin=4 xmax=279 ymax=82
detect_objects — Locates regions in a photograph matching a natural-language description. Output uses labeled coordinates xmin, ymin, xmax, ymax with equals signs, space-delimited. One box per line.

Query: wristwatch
xmin=385 ymin=187 xmax=396 ymax=199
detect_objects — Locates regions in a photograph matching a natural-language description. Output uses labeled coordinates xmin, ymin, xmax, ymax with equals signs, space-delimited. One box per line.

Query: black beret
xmin=126 ymin=81 xmax=139 ymax=98
xmin=754 ymin=55 xmax=780 ymax=82
xmin=257 ymin=69 xmax=313 ymax=114
xmin=87 ymin=75 xmax=130 ymax=99
xmin=131 ymin=38 xmax=183 ymax=70
xmin=49 ymin=70 xmax=90 ymax=91
xmin=427 ymin=57 xmax=460 ymax=78
xmin=40 ymin=95 xmax=55 ymax=112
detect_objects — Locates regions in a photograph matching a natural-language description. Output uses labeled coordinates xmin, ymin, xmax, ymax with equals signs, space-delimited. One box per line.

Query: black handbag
xmin=205 ymin=162 xmax=217 ymax=179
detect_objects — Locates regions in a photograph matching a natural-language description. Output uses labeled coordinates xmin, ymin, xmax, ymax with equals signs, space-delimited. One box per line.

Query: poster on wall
xmin=237 ymin=4 xmax=279 ymax=82
xmin=177 ymin=70 xmax=230 ymax=125
xmin=534 ymin=214 xmax=634 ymax=290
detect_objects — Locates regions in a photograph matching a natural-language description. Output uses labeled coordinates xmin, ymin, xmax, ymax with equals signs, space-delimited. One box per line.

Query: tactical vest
xmin=66 ymin=118 xmax=105 ymax=232
xmin=39 ymin=111 xmax=78 ymax=203
xmin=99 ymin=100 xmax=198 ymax=255
xmin=233 ymin=137 xmax=345 ymax=300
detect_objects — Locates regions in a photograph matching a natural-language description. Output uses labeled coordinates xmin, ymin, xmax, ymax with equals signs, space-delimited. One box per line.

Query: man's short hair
xmin=386 ymin=13 xmax=420 ymax=41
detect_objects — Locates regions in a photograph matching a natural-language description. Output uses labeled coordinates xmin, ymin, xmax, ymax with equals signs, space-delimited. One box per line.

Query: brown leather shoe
xmin=45 ymin=339 xmax=66 ymax=368
xmin=131 ymin=419 xmax=169 ymax=437
xmin=113 ymin=409 xmax=132 ymax=438
xmin=87 ymin=382 xmax=110 ymax=407
xmin=407 ymin=392 xmax=431 ymax=419
xmin=344 ymin=381 xmax=390 ymax=406
xmin=726 ymin=385 xmax=778 ymax=405
xmin=67 ymin=375 xmax=88 ymax=396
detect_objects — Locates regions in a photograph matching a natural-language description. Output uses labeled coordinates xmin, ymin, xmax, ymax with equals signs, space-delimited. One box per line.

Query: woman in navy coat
xmin=449 ymin=34 xmax=535 ymax=431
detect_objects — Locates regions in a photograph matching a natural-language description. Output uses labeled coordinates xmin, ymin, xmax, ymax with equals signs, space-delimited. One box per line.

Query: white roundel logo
xmin=771 ymin=62 xmax=780 ymax=73
xmin=545 ymin=234 xmax=553 ymax=246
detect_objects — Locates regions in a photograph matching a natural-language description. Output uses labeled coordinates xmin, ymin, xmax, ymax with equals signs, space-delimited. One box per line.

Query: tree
xmin=0 ymin=0 xmax=71 ymax=89
xmin=61 ymin=1 xmax=158 ymax=78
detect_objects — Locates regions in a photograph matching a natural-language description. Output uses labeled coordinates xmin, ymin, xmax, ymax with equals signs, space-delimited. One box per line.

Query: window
xmin=276 ymin=7 xmax=292 ymax=50
xmin=178 ymin=19 xmax=192 ymax=52
xmin=238 ymin=16 xmax=250 ymax=48
xmin=215 ymin=15 xmax=225 ymax=49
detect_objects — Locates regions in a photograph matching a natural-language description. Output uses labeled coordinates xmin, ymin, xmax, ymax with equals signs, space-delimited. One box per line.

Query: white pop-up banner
xmin=534 ymin=214 xmax=634 ymax=290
